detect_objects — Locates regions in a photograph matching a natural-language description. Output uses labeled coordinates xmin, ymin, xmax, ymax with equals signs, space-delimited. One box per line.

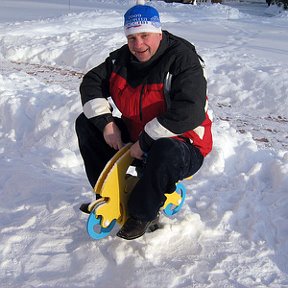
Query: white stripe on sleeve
xmin=144 ymin=118 xmax=178 ymax=140
xmin=83 ymin=98 xmax=111 ymax=119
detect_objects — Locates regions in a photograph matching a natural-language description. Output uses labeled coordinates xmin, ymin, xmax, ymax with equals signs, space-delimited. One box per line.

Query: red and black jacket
xmin=80 ymin=31 xmax=212 ymax=156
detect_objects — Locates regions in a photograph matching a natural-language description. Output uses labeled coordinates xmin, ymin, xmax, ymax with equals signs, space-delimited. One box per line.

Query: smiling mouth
xmin=135 ymin=49 xmax=148 ymax=55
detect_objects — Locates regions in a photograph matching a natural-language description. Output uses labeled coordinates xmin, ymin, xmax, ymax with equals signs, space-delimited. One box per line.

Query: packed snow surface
xmin=0 ymin=1 xmax=287 ymax=287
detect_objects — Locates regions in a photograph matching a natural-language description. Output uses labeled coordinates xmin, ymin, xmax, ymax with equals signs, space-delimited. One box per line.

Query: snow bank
xmin=0 ymin=1 xmax=287 ymax=287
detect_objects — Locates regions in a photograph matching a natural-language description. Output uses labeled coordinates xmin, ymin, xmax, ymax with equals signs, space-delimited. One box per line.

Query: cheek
xmin=128 ymin=43 xmax=133 ymax=52
xmin=150 ymin=43 xmax=159 ymax=54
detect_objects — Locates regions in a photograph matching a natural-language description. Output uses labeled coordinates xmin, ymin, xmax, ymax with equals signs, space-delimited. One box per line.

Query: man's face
xmin=127 ymin=32 xmax=163 ymax=63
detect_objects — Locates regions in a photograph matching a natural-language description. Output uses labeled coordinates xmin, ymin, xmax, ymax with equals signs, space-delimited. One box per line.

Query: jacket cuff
xmin=139 ymin=131 xmax=154 ymax=152
xmin=89 ymin=113 xmax=114 ymax=132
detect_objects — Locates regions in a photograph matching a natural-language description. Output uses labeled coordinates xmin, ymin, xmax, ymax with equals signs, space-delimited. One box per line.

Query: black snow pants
xmin=75 ymin=113 xmax=204 ymax=221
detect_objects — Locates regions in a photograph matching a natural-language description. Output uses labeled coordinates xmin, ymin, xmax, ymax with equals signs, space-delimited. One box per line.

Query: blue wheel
xmin=163 ymin=183 xmax=186 ymax=216
xmin=87 ymin=212 xmax=116 ymax=240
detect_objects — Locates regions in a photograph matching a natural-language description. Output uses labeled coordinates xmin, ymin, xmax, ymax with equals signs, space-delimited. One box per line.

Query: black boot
xmin=79 ymin=194 xmax=101 ymax=214
xmin=79 ymin=202 xmax=91 ymax=214
xmin=147 ymin=214 xmax=162 ymax=232
xmin=117 ymin=217 xmax=153 ymax=240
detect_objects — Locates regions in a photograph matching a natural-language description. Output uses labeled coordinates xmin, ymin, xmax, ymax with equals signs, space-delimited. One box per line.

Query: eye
xmin=127 ymin=36 xmax=136 ymax=43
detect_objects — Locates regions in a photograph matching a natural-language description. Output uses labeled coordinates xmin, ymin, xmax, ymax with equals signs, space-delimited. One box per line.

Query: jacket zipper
xmin=139 ymin=83 xmax=145 ymax=121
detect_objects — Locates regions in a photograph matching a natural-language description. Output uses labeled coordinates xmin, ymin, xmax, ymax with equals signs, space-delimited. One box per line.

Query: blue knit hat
xmin=124 ymin=4 xmax=162 ymax=37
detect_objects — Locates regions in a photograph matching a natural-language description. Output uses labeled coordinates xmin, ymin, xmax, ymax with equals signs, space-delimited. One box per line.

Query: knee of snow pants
xmin=75 ymin=113 xmax=131 ymax=188
xmin=75 ymin=113 xmax=115 ymax=188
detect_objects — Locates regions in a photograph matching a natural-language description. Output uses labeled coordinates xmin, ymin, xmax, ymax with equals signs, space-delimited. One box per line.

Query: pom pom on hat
xmin=124 ymin=2 xmax=161 ymax=37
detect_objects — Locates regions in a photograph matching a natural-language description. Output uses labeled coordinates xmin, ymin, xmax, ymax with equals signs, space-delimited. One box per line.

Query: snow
xmin=0 ymin=0 xmax=288 ymax=287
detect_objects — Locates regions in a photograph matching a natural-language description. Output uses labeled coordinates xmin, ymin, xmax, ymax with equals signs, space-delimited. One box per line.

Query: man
xmin=75 ymin=3 xmax=213 ymax=240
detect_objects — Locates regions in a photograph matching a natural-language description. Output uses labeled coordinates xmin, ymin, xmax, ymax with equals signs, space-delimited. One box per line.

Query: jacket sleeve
xmin=160 ymin=52 xmax=207 ymax=132
xmin=79 ymin=58 xmax=114 ymax=131
xmin=139 ymin=51 xmax=207 ymax=151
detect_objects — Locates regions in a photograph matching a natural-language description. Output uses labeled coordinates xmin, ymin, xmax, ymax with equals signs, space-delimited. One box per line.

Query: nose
xmin=133 ymin=37 xmax=144 ymax=49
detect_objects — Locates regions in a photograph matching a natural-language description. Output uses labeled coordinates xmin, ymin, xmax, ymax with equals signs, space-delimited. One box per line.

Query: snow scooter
xmin=85 ymin=143 xmax=188 ymax=240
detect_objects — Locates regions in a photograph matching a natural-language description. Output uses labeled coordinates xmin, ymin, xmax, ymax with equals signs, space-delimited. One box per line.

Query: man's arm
xmin=80 ymin=59 xmax=114 ymax=132
xmin=80 ymin=59 xmax=123 ymax=150
xmin=139 ymin=52 xmax=207 ymax=152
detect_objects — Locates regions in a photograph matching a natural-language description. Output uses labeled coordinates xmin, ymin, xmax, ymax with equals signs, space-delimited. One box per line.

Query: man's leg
xmin=75 ymin=113 xmax=130 ymax=188
xmin=75 ymin=113 xmax=116 ymax=188
xmin=117 ymin=138 xmax=204 ymax=239
xmin=129 ymin=138 xmax=204 ymax=220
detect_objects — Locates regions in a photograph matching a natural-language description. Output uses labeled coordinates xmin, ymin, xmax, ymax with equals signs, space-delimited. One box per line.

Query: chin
xmin=134 ymin=51 xmax=151 ymax=62
xmin=138 ymin=56 xmax=152 ymax=62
